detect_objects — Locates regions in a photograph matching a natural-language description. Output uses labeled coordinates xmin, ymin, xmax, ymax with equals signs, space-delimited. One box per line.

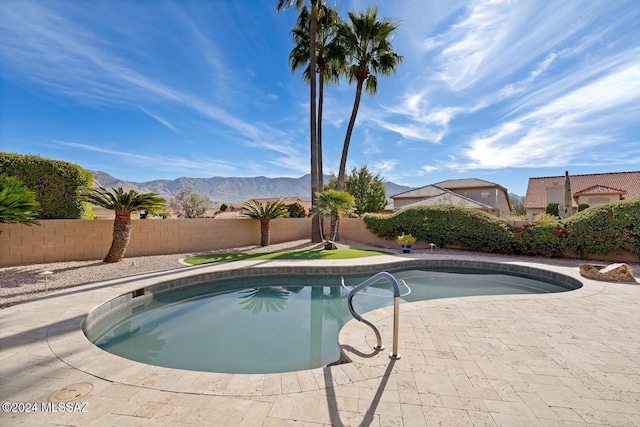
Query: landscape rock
xmin=579 ymin=263 xmax=637 ymax=283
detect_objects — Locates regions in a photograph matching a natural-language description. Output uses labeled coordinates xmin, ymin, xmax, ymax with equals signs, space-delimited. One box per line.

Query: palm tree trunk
xmin=309 ymin=3 xmax=321 ymax=243
xmin=317 ymin=65 xmax=324 ymax=198
xmin=330 ymin=214 xmax=339 ymax=241
xmin=104 ymin=210 xmax=132 ymax=263
xmin=337 ymin=78 xmax=365 ymax=192
xmin=260 ymin=219 xmax=271 ymax=246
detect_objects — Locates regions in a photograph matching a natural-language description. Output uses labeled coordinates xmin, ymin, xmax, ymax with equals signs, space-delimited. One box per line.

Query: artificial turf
xmin=183 ymin=248 xmax=389 ymax=265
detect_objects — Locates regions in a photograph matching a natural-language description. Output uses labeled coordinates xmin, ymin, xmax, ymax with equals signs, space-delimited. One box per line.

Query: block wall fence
xmin=0 ymin=218 xmax=406 ymax=267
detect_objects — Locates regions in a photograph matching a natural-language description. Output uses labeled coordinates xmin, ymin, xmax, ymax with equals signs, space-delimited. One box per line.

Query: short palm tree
xmin=241 ymin=199 xmax=290 ymax=246
xmin=336 ymin=7 xmax=403 ymax=191
xmin=0 ymin=174 xmax=41 ymax=225
xmin=83 ymin=186 xmax=166 ymax=263
xmin=313 ymin=189 xmax=355 ymax=242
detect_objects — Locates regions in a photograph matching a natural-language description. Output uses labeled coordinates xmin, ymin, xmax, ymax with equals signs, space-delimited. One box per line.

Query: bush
xmin=287 ymin=201 xmax=307 ymax=218
xmin=577 ymin=203 xmax=590 ymax=212
xmin=364 ymin=206 xmax=517 ymax=253
xmin=514 ymin=217 xmax=566 ymax=257
xmin=363 ymin=207 xmax=434 ymax=241
xmin=545 ymin=203 xmax=560 ymax=217
xmin=563 ymin=198 xmax=640 ymax=258
xmin=0 ymin=152 xmax=93 ymax=219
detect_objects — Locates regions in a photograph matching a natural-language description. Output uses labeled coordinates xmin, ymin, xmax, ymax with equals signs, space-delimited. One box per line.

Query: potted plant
xmin=397 ymin=233 xmax=417 ymax=253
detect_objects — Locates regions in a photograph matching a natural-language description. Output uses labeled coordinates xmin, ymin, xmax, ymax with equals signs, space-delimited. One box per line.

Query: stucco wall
xmin=0 ymin=218 xmax=311 ymax=267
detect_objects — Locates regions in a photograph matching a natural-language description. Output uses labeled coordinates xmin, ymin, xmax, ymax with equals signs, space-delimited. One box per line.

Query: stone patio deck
xmin=1 ymin=253 xmax=639 ymax=426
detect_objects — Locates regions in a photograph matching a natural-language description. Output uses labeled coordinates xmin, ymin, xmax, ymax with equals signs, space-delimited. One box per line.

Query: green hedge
xmin=0 ymin=152 xmax=94 ymax=219
xmin=364 ymin=200 xmax=640 ymax=259
xmin=364 ymin=206 xmax=517 ymax=253
xmin=514 ymin=219 xmax=566 ymax=257
xmin=563 ymin=198 xmax=640 ymax=258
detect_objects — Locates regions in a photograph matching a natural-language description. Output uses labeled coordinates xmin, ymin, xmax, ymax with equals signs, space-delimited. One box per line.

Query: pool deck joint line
xmin=2 ymin=253 xmax=640 ymax=426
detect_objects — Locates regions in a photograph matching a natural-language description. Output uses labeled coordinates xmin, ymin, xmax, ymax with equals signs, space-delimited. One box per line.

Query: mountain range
xmin=92 ymin=171 xmax=413 ymax=206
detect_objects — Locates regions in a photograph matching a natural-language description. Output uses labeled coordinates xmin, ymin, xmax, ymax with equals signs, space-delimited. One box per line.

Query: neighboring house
xmin=386 ymin=178 xmax=512 ymax=218
xmin=524 ymin=171 xmax=640 ymax=220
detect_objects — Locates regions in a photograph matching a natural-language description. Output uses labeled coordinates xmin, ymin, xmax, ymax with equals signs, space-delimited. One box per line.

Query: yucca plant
xmin=83 ymin=186 xmax=166 ymax=262
xmin=0 ymin=174 xmax=41 ymax=226
xmin=241 ymin=199 xmax=290 ymax=246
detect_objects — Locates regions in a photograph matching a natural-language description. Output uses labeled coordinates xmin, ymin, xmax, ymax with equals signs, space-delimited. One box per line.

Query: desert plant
xmin=241 ymin=199 xmax=290 ymax=246
xmin=0 ymin=174 xmax=41 ymax=225
xmin=83 ymin=186 xmax=166 ymax=262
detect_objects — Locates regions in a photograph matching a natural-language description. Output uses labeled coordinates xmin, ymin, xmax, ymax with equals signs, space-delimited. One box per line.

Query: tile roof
xmin=394 ymin=185 xmax=495 ymax=211
xmin=574 ymin=185 xmax=627 ymax=196
xmin=525 ymin=171 xmax=640 ymax=208
xmin=392 ymin=178 xmax=506 ymax=198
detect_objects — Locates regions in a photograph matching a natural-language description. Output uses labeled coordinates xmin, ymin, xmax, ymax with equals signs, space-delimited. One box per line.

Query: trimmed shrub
xmin=287 ymin=201 xmax=307 ymax=218
xmin=514 ymin=216 xmax=567 ymax=257
xmin=563 ymin=198 xmax=640 ymax=258
xmin=0 ymin=152 xmax=94 ymax=219
xmin=364 ymin=206 xmax=517 ymax=253
xmin=577 ymin=203 xmax=590 ymax=212
xmin=545 ymin=203 xmax=560 ymax=217
xmin=363 ymin=207 xmax=434 ymax=241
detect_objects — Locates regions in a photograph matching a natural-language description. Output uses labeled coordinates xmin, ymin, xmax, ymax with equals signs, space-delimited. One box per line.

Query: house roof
xmin=574 ymin=185 xmax=627 ymax=196
xmin=525 ymin=171 xmax=640 ymax=208
xmin=393 ymin=185 xmax=495 ymax=211
xmin=433 ymin=178 xmax=507 ymax=192
xmin=392 ymin=178 xmax=507 ymax=199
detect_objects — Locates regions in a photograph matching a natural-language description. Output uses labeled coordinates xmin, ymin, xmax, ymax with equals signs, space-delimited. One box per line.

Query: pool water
xmin=93 ymin=268 xmax=575 ymax=374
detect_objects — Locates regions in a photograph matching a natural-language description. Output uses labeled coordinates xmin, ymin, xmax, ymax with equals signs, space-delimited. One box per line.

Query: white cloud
xmin=456 ymin=55 xmax=640 ymax=169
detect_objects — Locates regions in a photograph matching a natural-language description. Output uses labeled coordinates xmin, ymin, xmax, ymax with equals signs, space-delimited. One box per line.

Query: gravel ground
xmin=1 ymin=239 xmax=637 ymax=309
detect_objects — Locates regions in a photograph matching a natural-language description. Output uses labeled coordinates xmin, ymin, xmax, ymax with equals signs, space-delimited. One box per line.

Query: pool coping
xmin=49 ymin=254 xmax=597 ymax=397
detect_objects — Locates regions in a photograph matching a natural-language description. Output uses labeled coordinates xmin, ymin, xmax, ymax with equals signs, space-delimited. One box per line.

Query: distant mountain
xmin=92 ymin=171 xmax=414 ymax=206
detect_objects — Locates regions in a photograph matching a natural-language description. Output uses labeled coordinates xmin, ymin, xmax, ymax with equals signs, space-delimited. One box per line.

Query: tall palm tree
xmin=336 ymin=7 xmax=403 ymax=192
xmin=289 ymin=5 xmax=347 ymax=202
xmin=241 ymin=199 xmax=290 ymax=246
xmin=0 ymin=174 xmax=40 ymax=226
xmin=83 ymin=186 xmax=166 ymax=263
xmin=313 ymin=189 xmax=355 ymax=242
xmin=277 ymin=0 xmax=321 ymax=242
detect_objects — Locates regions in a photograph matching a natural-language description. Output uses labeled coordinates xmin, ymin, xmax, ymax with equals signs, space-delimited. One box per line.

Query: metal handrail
xmin=347 ymin=271 xmax=401 ymax=359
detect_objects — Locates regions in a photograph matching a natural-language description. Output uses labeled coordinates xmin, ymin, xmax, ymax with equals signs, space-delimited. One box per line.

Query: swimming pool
xmin=85 ymin=261 xmax=581 ymax=374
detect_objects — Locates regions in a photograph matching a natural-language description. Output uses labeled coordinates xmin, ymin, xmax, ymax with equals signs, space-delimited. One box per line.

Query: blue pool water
xmin=92 ymin=268 xmax=576 ymax=374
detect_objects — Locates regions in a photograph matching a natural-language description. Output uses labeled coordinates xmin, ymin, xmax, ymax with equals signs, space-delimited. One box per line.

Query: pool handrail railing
xmin=347 ymin=271 xmax=401 ymax=359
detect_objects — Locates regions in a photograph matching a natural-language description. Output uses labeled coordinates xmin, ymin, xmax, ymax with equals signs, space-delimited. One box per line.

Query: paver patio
xmin=1 ymin=253 xmax=639 ymax=426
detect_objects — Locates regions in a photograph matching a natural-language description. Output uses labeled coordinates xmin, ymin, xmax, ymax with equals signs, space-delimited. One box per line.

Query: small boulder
xmin=579 ymin=263 xmax=637 ymax=283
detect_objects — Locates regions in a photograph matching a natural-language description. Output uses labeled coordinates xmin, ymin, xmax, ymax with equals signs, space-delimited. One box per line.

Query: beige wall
xmin=339 ymin=218 xmax=432 ymax=250
xmin=0 ymin=218 xmax=311 ymax=267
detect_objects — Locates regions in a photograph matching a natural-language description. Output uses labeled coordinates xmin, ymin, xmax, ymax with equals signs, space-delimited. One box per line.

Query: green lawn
xmin=184 ymin=248 xmax=390 ymax=265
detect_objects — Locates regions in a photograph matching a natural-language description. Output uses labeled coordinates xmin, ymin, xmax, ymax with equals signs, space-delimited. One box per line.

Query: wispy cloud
xmin=56 ymin=141 xmax=238 ymax=176
xmin=138 ymin=106 xmax=178 ymax=132
xmin=0 ymin=1 xmax=302 ymax=168
xmin=453 ymin=51 xmax=640 ymax=170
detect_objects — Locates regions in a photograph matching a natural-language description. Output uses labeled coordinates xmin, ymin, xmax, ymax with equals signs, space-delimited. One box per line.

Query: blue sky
xmin=1 ymin=0 xmax=639 ymax=196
